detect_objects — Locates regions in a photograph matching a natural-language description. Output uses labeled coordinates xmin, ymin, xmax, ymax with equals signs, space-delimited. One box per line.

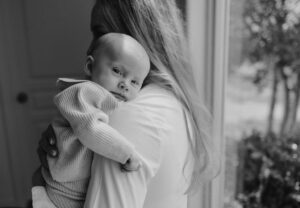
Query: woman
xmin=35 ymin=0 xmax=219 ymax=207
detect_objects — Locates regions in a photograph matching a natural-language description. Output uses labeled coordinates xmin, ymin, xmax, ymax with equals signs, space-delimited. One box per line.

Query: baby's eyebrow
xmin=133 ymin=75 xmax=143 ymax=81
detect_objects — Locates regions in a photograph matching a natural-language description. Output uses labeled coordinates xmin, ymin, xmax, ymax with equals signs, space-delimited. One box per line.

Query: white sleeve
xmin=84 ymin=101 xmax=164 ymax=208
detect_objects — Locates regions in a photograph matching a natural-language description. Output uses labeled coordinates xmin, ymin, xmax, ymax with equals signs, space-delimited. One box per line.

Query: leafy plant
xmin=243 ymin=0 xmax=300 ymax=136
xmin=237 ymin=131 xmax=300 ymax=208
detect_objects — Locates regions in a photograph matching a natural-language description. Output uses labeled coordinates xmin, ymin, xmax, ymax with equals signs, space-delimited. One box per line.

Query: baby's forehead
xmin=96 ymin=33 xmax=148 ymax=58
xmin=93 ymin=33 xmax=150 ymax=75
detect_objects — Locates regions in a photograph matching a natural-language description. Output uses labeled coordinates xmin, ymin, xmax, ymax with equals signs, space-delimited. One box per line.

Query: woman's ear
xmin=84 ymin=55 xmax=95 ymax=76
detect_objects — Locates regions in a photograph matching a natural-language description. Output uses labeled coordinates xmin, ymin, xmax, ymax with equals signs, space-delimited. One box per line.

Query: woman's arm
xmin=37 ymin=124 xmax=59 ymax=169
xmin=32 ymin=124 xmax=58 ymax=187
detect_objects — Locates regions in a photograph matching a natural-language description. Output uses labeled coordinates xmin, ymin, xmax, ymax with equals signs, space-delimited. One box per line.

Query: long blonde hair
xmin=89 ymin=0 xmax=219 ymax=193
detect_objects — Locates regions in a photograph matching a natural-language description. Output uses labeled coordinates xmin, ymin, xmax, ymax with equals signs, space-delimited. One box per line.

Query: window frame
xmin=187 ymin=0 xmax=230 ymax=207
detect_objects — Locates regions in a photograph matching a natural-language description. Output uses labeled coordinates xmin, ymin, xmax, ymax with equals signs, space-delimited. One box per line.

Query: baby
xmin=36 ymin=33 xmax=150 ymax=208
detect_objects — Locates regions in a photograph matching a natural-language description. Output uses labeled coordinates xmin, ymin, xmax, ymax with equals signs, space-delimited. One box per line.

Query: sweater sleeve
xmin=54 ymin=81 xmax=136 ymax=164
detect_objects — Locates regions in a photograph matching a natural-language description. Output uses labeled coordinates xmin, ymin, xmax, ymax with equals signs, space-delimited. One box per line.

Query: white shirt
xmin=84 ymin=84 xmax=193 ymax=208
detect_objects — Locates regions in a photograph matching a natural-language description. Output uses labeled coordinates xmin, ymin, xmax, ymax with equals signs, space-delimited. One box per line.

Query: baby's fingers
xmin=120 ymin=158 xmax=142 ymax=172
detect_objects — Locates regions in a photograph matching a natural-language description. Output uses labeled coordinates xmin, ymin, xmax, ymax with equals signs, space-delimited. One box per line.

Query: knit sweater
xmin=43 ymin=78 xmax=137 ymax=208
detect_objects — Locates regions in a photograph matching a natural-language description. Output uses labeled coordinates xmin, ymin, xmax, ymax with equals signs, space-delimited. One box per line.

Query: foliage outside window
xmin=225 ymin=0 xmax=300 ymax=207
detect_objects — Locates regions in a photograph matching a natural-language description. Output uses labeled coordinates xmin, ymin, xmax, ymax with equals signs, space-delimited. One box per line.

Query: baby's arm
xmin=54 ymin=82 xmax=141 ymax=170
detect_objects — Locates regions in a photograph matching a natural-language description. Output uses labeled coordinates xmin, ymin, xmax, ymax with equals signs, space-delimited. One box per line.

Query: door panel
xmin=0 ymin=0 xmax=93 ymax=206
xmin=0 ymin=107 xmax=15 ymax=206
xmin=24 ymin=1 xmax=91 ymax=77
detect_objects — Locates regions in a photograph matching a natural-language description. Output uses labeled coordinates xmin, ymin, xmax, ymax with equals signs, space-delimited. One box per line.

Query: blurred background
xmin=0 ymin=1 xmax=93 ymax=207
xmin=224 ymin=0 xmax=300 ymax=207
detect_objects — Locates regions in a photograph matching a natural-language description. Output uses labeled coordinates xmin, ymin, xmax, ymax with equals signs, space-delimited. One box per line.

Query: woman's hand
xmin=32 ymin=124 xmax=58 ymax=187
xmin=37 ymin=124 xmax=58 ymax=170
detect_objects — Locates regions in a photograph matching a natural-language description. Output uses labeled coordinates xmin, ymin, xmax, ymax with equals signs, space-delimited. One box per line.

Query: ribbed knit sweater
xmin=43 ymin=78 xmax=136 ymax=208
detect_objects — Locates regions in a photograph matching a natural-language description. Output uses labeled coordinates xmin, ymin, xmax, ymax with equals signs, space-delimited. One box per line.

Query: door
xmin=0 ymin=0 xmax=93 ymax=206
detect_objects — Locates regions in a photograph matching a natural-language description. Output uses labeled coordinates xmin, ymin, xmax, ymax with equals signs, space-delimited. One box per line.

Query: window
xmin=225 ymin=0 xmax=300 ymax=207
xmin=187 ymin=0 xmax=229 ymax=207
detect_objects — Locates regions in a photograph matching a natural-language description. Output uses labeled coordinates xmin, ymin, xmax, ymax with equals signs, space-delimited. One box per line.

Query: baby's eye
xmin=131 ymin=80 xmax=139 ymax=86
xmin=112 ymin=67 xmax=121 ymax=75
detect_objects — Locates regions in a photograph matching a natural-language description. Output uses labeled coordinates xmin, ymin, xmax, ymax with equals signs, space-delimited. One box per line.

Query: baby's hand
xmin=120 ymin=155 xmax=142 ymax=172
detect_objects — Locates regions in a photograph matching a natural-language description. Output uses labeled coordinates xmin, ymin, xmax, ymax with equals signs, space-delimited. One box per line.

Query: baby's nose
xmin=118 ymin=82 xmax=129 ymax=91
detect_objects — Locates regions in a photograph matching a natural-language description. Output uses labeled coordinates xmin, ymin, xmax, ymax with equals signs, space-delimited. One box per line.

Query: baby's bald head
xmin=90 ymin=33 xmax=150 ymax=69
xmin=86 ymin=33 xmax=150 ymax=101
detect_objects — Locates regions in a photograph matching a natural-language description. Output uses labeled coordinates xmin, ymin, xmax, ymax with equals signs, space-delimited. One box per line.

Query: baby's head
xmin=85 ymin=33 xmax=150 ymax=102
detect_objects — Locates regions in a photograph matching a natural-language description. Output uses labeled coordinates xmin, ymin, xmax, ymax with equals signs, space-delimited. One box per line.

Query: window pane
xmin=225 ymin=0 xmax=300 ymax=207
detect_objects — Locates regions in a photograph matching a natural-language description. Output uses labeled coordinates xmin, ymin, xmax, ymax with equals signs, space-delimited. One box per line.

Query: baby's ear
xmin=84 ymin=55 xmax=94 ymax=76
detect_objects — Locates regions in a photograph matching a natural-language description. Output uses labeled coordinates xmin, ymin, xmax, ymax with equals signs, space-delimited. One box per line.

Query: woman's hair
xmin=89 ymin=0 xmax=219 ymax=193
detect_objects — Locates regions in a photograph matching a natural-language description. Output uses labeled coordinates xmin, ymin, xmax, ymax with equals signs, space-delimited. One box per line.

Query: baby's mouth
xmin=111 ymin=92 xmax=127 ymax=102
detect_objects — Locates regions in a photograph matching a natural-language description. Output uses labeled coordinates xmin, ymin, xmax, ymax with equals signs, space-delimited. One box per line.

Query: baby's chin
xmin=111 ymin=92 xmax=128 ymax=102
xmin=115 ymin=97 xmax=126 ymax=102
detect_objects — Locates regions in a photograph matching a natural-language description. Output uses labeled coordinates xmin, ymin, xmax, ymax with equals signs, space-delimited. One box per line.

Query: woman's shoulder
xmin=111 ymin=84 xmax=186 ymax=130
xmin=132 ymin=84 xmax=181 ymax=110
xmin=111 ymin=84 xmax=184 ymax=130
xmin=118 ymin=84 xmax=185 ymax=134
